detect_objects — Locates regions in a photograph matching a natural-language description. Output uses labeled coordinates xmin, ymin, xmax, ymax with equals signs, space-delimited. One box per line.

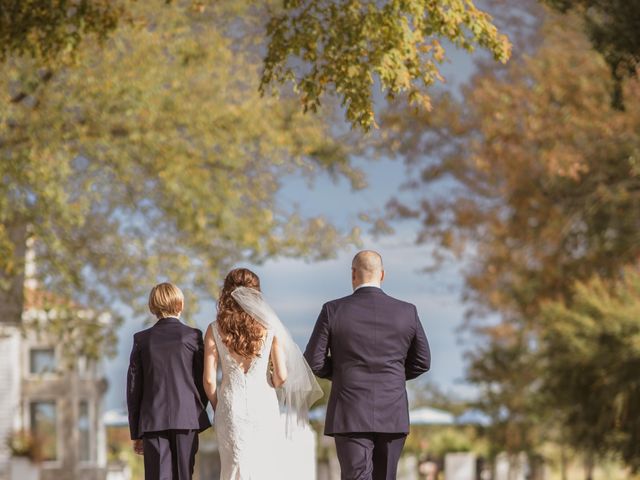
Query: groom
xmin=305 ymin=250 xmax=431 ymax=480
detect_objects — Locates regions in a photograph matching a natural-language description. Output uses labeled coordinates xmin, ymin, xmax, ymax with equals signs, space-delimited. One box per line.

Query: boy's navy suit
xmin=127 ymin=317 xmax=211 ymax=479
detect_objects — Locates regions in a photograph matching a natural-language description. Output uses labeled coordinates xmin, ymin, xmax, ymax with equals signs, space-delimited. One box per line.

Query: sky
xmin=103 ymin=45 xmax=481 ymax=411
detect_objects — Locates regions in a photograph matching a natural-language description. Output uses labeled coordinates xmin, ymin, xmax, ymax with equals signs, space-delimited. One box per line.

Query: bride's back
xmin=211 ymin=321 xmax=271 ymax=383
xmin=216 ymin=322 xmax=268 ymax=374
xmin=211 ymin=267 xmax=279 ymax=394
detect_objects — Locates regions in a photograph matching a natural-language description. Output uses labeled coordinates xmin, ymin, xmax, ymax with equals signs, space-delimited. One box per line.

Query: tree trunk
xmin=560 ymin=444 xmax=568 ymax=480
xmin=0 ymin=220 xmax=28 ymax=325
xmin=584 ymin=455 xmax=594 ymax=480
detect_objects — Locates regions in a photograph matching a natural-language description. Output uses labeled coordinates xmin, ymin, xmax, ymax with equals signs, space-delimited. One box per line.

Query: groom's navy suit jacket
xmin=126 ymin=317 xmax=211 ymax=440
xmin=304 ymin=287 xmax=431 ymax=436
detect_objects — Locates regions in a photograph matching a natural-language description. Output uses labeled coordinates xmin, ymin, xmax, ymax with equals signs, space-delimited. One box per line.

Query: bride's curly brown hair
xmin=216 ymin=268 xmax=266 ymax=359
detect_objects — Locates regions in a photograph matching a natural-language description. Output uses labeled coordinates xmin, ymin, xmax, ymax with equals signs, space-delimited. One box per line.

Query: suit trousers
xmin=334 ymin=432 xmax=407 ymax=480
xmin=143 ymin=430 xmax=199 ymax=480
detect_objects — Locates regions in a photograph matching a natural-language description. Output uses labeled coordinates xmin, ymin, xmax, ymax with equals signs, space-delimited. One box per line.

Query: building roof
xmin=23 ymin=288 xmax=76 ymax=311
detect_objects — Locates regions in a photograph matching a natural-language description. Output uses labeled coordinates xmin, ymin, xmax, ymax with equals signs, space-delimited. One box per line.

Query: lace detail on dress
xmin=210 ymin=322 xmax=283 ymax=480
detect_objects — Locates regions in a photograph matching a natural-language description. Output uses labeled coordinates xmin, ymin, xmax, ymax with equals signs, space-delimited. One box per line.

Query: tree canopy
xmin=0 ymin=0 xmax=511 ymax=130
xmin=261 ymin=0 xmax=512 ymax=130
xmin=541 ymin=268 xmax=640 ymax=471
xmin=1 ymin=1 xmax=361 ymax=360
xmin=380 ymin=8 xmax=640 ymax=468
xmin=383 ymin=15 xmax=640 ymax=317
xmin=544 ymin=0 xmax=640 ymax=103
xmin=0 ymin=0 xmax=124 ymax=61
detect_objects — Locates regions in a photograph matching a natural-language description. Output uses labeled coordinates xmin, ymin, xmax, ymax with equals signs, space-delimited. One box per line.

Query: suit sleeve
xmin=126 ymin=336 xmax=143 ymax=440
xmin=304 ymin=303 xmax=333 ymax=380
xmin=405 ymin=307 xmax=431 ymax=380
xmin=193 ymin=329 xmax=209 ymax=408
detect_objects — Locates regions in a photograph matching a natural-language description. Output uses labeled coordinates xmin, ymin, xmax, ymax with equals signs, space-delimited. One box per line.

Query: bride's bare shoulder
xmin=204 ymin=323 xmax=218 ymax=349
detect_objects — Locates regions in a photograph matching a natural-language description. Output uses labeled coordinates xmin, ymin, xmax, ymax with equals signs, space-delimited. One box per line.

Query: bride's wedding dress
xmin=210 ymin=323 xmax=283 ymax=479
xmin=209 ymin=287 xmax=322 ymax=480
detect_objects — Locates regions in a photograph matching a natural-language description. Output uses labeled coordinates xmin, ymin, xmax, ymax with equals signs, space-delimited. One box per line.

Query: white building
xmin=0 ymin=285 xmax=109 ymax=480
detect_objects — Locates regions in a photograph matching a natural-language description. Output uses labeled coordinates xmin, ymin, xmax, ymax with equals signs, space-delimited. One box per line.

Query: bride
xmin=203 ymin=268 xmax=322 ymax=480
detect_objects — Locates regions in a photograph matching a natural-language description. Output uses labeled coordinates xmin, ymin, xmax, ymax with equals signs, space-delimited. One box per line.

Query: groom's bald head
xmin=352 ymin=250 xmax=384 ymax=289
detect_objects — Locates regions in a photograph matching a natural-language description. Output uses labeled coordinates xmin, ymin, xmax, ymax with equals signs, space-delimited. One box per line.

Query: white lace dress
xmin=210 ymin=322 xmax=284 ymax=480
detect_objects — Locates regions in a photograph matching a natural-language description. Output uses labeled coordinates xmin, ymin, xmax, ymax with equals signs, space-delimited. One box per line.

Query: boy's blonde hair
xmin=148 ymin=282 xmax=184 ymax=318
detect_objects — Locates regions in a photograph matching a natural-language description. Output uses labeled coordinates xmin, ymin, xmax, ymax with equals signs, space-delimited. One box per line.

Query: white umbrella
xmin=455 ymin=409 xmax=492 ymax=426
xmin=103 ymin=408 xmax=129 ymax=427
xmin=409 ymin=406 xmax=455 ymax=425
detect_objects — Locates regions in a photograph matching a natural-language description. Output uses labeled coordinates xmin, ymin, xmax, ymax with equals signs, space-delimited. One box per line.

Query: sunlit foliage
xmin=0 ymin=0 xmax=511 ymax=130
xmin=0 ymin=2 xmax=361 ymax=359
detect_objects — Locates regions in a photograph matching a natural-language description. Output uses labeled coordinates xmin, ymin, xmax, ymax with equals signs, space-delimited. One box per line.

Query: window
xmin=77 ymin=356 xmax=87 ymax=376
xmin=78 ymin=400 xmax=91 ymax=462
xmin=29 ymin=348 xmax=56 ymax=375
xmin=30 ymin=401 xmax=57 ymax=461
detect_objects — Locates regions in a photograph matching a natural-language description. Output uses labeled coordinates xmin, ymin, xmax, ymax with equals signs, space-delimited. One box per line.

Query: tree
xmin=0 ymin=0 xmax=511 ymax=130
xmin=465 ymin=323 xmax=548 ymax=470
xmin=540 ymin=268 xmax=640 ymax=472
xmin=409 ymin=379 xmax=466 ymax=415
xmin=0 ymin=1 xmax=361 ymax=361
xmin=380 ymin=8 xmax=640 ymax=469
xmin=383 ymin=12 xmax=640 ymax=318
xmin=0 ymin=0 xmax=123 ymax=61
xmin=261 ymin=0 xmax=512 ymax=130
xmin=543 ymin=0 xmax=640 ymax=106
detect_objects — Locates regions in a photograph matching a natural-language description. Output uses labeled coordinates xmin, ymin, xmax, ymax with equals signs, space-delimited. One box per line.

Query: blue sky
xmin=104 ymin=46 xmax=481 ymax=411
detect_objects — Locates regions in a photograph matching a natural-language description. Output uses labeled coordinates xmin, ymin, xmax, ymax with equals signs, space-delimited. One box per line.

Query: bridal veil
xmin=231 ymin=286 xmax=323 ymax=436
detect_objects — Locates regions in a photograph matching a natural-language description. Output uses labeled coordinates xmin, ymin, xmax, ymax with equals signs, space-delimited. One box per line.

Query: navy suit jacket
xmin=304 ymin=287 xmax=431 ymax=435
xmin=126 ymin=317 xmax=211 ymax=440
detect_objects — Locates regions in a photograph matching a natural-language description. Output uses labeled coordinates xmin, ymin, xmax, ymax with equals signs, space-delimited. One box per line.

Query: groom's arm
xmin=304 ymin=304 xmax=333 ymax=380
xmin=126 ymin=334 xmax=143 ymax=440
xmin=405 ymin=307 xmax=431 ymax=380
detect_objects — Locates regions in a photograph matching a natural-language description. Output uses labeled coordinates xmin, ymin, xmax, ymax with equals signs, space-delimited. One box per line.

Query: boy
xmin=127 ymin=282 xmax=211 ymax=479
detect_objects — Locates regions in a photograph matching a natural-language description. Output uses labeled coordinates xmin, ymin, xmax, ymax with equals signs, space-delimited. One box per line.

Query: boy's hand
xmin=133 ymin=439 xmax=144 ymax=455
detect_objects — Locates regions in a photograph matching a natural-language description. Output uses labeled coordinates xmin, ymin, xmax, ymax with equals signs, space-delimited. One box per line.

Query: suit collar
xmin=155 ymin=316 xmax=181 ymax=324
xmin=352 ymin=286 xmax=385 ymax=296
xmin=354 ymin=282 xmax=381 ymax=291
